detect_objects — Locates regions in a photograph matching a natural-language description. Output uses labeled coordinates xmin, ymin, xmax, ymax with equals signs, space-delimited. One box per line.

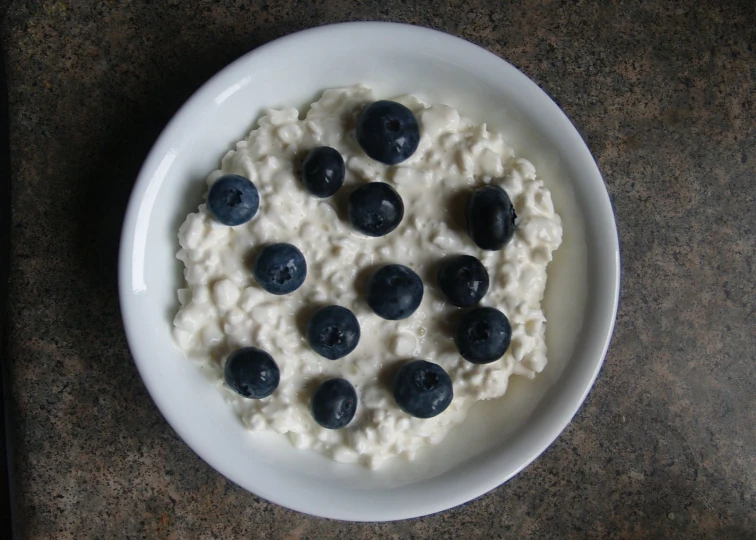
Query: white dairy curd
xmin=173 ymin=86 xmax=562 ymax=469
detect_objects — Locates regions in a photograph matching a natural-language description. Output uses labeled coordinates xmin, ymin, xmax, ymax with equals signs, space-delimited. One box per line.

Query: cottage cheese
xmin=173 ymin=86 xmax=562 ymax=469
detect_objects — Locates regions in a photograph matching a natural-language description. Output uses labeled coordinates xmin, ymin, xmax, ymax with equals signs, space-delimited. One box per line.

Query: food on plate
xmin=466 ymin=184 xmax=517 ymax=250
xmin=173 ymin=85 xmax=562 ymax=468
xmin=311 ymin=378 xmax=358 ymax=429
xmin=454 ymin=307 xmax=513 ymax=364
xmin=393 ymin=360 xmax=453 ymax=419
xmin=301 ymin=146 xmax=346 ymax=198
xmin=436 ymin=254 xmax=490 ymax=308
xmin=252 ymin=243 xmax=307 ymax=295
xmin=347 ymin=181 xmax=405 ymax=237
xmin=206 ymin=174 xmax=260 ymax=226
xmin=306 ymin=305 xmax=361 ymax=360
xmin=223 ymin=347 xmax=280 ymax=399
xmin=356 ymin=100 xmax=420 ymax=165
xmin=365 ymin=264 xmax=424 ymax=321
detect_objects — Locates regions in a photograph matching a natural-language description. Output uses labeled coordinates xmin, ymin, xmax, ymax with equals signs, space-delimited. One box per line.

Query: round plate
xmin=119 ymin=22 xmax=619 ymax=521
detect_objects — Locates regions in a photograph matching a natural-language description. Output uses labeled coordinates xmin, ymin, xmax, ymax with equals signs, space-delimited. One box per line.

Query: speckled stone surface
xmin=1 ymin=0 xmax=754 ymax=538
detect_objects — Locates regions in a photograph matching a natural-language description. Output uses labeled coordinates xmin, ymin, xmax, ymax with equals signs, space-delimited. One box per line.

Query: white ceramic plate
xmin=119 ymin=22 xmax=619 ymax=521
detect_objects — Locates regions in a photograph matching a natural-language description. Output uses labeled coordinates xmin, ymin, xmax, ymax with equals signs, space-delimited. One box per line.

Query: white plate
xmin=119 ymin=22 xmax=619 ymax=521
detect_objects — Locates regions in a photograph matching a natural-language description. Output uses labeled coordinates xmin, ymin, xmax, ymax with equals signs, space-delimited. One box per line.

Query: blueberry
xmin=224 ymin=347 xmax=280 ymax=399
xmin=437 ymin=255 xmax=490 ymax=308
xmin=207 ymin=174 xmax=260 ymax=226
xmin=310 ymin=378 xmax=358 ymax=429
xmin=366 ymin=264 xmax=423 ymax=320
xmin=467 ymin=185 xmax=517 ymax=250
xmin=356 ymin=100 xmax=420 ymax=165
xmin=307 ymin=305 xmax=361 ymax=360
xmin=454 ymin=307 xmax=512 ymax=364
xmin=253 ymin=243 xmax=307 ymax=295
xmin=348 ymin=182 xmax=404 ymax=237
xmin=301 ymin=146 xmax=345 ymax=198
xmin=393 ymin=360 xmax=453 ymax=419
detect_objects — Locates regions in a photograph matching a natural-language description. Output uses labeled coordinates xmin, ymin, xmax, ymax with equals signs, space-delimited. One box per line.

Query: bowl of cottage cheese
xmin=119 ymin=22 xmax=619 ymax=521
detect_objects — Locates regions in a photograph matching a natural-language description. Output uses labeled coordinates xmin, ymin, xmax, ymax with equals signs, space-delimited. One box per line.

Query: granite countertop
xmin=2 ymin=0 xmax=754 ymax=538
